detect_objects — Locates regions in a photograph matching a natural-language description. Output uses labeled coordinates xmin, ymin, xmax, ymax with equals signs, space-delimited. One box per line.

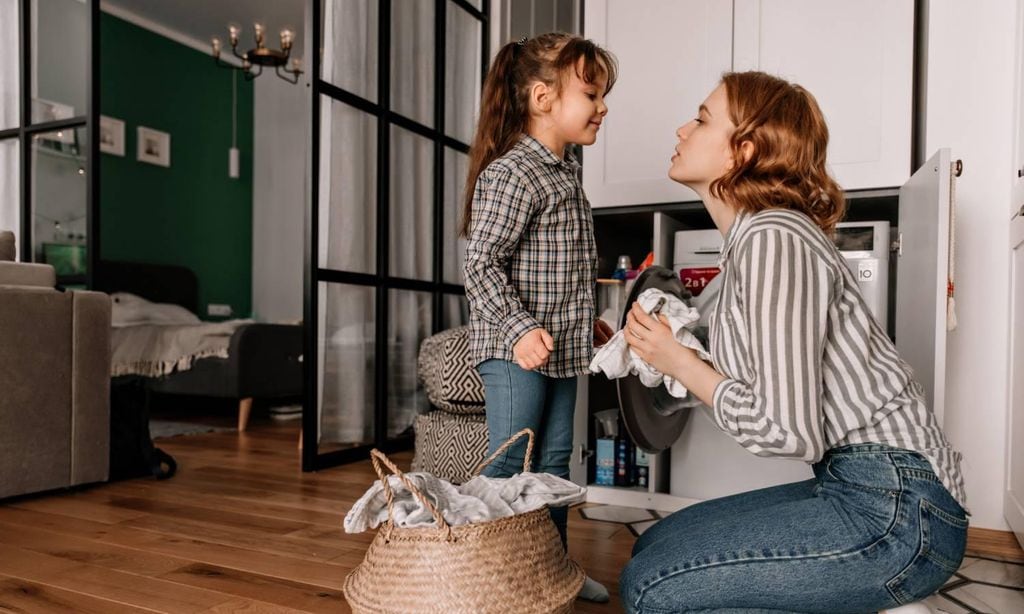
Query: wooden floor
xmin=0 ymin=417 xmax=635 ymax=613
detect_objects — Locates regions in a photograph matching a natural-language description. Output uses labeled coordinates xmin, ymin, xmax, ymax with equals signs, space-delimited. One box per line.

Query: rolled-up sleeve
xmin=463 ymin=165 xmax=540 ymax=348
xmin=711 ymin=228 xmax=834 ymax=462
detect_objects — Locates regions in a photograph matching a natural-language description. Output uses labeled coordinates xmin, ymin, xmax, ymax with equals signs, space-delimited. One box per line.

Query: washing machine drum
xmin=616 ymin=265 xmax=700 ymax=454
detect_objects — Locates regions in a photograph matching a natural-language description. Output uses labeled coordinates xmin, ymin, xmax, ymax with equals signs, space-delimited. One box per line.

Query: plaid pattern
xmin=463 ymin=135 xmax=598 ymax=378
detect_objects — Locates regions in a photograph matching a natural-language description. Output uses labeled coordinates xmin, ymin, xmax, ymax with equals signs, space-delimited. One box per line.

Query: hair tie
xmin=516 ymin=36 xmax=528 ymax=47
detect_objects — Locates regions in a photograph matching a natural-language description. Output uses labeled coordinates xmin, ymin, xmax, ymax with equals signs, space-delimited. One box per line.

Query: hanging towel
xmin=589 ymin=288 xmax=710 ymax=398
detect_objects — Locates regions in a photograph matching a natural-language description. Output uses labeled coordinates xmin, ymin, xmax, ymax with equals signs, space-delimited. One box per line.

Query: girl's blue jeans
xmin=476 ymin=359 xmax=577 ymax=548
xmin=620 ymin=444 xmax=968 ymax=613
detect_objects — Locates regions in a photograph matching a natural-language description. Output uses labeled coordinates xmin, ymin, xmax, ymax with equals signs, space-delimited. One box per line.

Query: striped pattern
xmin=464 ymin=135 xmax=598 ymax=379
xmin=710 ymin=209 xmax=967 ymax=510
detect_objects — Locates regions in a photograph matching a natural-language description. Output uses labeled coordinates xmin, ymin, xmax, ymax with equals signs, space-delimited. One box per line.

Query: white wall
xmin=251 ymin=73 xmax=306 ymax=323
xmin=922 ymin=0 xmax=1018 ymax=530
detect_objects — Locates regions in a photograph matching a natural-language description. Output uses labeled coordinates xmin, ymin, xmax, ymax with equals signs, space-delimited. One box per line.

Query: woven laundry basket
xmin=343 ymin=429 xmax=585 ymax=614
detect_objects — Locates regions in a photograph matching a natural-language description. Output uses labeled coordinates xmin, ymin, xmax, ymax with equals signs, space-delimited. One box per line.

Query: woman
xmin=618 ymin=71 xmax=967 ymax=613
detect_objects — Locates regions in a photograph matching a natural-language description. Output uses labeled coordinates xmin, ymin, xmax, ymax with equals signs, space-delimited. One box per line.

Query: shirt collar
xmin=518 ymin=134 xmax=578 ymax=170
xmin=718 ymin=210 xmax=751 ymax=266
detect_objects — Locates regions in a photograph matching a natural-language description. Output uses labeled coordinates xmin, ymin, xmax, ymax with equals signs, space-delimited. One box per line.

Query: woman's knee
xmin=619 ymin=554 xmax=688 ymax=614
xmin=618 ymin=556 xmax=646 ymax=613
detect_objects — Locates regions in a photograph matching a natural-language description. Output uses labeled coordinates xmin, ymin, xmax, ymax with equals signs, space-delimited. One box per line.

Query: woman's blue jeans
xmin=620 ymin=444 xmax=968 ymax=613
xmin=476 ymin=359 xmax=577 ymax=548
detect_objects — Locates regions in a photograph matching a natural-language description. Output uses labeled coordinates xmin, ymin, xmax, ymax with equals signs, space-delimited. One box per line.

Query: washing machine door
xmin=616 ymin=265 xmax=700 ymax=454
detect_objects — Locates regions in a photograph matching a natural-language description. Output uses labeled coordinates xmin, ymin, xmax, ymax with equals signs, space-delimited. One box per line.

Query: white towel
xmin=344 ymin=471 xmax=586 ymax=533
xmin=589 ymin=288 xmax=711 ymax=398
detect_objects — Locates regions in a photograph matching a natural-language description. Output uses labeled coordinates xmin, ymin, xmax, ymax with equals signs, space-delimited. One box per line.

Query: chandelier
xmin=211 ymin=23 xmax=304 ymax=84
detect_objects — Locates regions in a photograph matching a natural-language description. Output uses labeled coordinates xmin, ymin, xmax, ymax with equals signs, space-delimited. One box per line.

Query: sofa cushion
xmin=417 ymin=326 xmax=485 ymax=415
xmin=0 ymin=261 xmax=56 ymax=288
xmin=0 ymin=231 xmax=14 ymax=262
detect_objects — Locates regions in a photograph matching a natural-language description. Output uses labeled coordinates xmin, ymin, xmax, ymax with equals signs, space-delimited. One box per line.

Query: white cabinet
xmin=894 ymin=149 xmax=954 ymax=426
xmin=582 ymin=0 xmax=915 ymax=209
xmin=1003 ymin=2 xmax=1024 ymax=548
xmin=732 ymin=0 xmax=914 ymax=191
xmin=1014 ymin=1 xmax=1024 ymax=219
xmin=582 ymin=0 xmax=733 ymax=208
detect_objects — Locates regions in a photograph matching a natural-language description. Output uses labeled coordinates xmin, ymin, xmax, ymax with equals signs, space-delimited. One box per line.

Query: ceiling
xmin=101 ymin=0 xmax=305 ymax=62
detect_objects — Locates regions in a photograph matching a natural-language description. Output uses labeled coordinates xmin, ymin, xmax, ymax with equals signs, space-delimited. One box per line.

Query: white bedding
xmin=110 ymin=293 xmax=252 ymax=377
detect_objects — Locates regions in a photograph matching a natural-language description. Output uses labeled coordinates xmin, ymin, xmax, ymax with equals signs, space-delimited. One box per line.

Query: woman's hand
xmin=593 ymin=319 xmax=614 ymax=348
xmin=624 ymin=302 xmax=697 ymax=377
xmin=625 ymin=302 xmax=725 ymax=406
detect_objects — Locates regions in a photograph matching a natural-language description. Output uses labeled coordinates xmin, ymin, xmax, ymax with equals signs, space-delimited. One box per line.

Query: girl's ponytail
xmin=459 ymin=40 xmax=526 ymax=238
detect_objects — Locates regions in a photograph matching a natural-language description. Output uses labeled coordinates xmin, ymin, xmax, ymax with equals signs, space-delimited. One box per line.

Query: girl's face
xmin=668 ymin=84 xmax=736 ymax=189
xmin=547 ymin=59 xmax=609 ymax=146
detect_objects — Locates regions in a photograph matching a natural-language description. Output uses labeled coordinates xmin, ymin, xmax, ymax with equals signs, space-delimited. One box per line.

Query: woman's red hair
xmin=711 ymin=71 xmax=846 ymax=234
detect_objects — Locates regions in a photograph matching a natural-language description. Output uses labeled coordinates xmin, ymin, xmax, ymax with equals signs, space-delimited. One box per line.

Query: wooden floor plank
xmin=0 ymin=543 xmax=237 ymax=613
xmin=157 ymin=563 xmax=344 ymax=613
xmin=0 ymin=575 xmax=156 ymax=614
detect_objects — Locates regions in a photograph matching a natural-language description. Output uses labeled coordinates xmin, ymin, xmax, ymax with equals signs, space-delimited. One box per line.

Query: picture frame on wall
xmin=137 ymin=126 xmax=171 ymax=167
xmin=99 ymin=115 xmax=125 ymax=156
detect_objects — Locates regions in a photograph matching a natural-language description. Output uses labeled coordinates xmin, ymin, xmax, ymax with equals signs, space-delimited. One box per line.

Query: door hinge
xmin=893 ymin=233 xmax=903 ymax=257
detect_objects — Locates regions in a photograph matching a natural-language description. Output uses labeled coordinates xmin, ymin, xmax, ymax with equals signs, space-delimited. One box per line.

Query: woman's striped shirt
xmin=709 ymin=208 xmax=967 ymax=510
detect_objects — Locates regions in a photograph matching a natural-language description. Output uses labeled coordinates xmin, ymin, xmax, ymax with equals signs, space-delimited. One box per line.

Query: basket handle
xmin=370 ymin=449 xmax=452 ymax=539
xmin=472 ymin=428 xmax=536 ymax=477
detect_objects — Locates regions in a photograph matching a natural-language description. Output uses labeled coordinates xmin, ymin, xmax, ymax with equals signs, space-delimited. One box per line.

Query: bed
xmin=95 ymin=260 xmax=304 ymax=430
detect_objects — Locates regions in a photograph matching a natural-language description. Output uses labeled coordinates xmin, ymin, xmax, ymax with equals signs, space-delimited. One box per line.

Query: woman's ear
xmin=529 ymin=80 xmax=553 ymax=114
xmin=738 ymin=139 xmax=755 ymax=164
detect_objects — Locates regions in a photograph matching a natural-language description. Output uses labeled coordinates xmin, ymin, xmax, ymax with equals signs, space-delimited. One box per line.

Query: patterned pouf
xmin=412 ymin=410 xmax=488 ymax=484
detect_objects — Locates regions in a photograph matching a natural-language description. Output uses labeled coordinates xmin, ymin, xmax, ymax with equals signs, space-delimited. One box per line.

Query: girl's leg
xmin=476 ymin=359 xmax=549 ymax=478
xmin=533 ymin=375 xmax=578 ymax=548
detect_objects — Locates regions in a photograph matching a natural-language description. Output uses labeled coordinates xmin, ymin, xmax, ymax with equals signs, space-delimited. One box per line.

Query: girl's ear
xmin=528 ymin=80 xmax=554 ymax=114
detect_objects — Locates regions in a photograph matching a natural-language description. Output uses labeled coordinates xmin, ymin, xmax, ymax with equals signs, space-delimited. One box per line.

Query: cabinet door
xmin=1006 ymin=211 xmax=1024 ymax=547
xmin=895 ymin=149 xmax=953 ymax=425
xmin=1005 ymin=3 xmax=1024 ymax=547
xmin=582 ymin=0 xmax=733 ymax=208
xmin=733 ymin=0 xmax=913 ymax=190
xmin=1014 ymin=1 xmax=1024 ymax=219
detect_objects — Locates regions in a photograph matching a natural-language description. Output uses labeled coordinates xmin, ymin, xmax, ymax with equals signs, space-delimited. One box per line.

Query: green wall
xmin=100 ymin=13 xmax=253 ymax=318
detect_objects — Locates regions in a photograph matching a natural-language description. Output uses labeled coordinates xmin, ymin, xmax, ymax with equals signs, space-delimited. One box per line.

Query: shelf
xmin=585 ymin=484 xmax=699 ymax=513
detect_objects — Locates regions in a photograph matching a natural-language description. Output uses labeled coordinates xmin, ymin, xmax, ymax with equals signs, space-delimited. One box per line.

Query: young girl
xmin=619 ymin=71 xmax=967 ymax=613
xmin=461 ymin=33 xmax=617 ymax=602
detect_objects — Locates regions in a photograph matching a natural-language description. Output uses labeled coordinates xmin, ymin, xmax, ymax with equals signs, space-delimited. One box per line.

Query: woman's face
xmin=668 ymin=84 xmax=736 ymax=189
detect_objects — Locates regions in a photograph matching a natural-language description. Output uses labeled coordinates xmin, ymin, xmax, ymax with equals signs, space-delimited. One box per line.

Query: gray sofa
xmin=0 ymin=230 xmax=111 ymax=499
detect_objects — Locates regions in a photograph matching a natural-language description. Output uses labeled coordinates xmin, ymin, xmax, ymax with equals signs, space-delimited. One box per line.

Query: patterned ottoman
xmin=414 ymin=326 xmax=490 ymax=483
xmin=412 ymin=410 xmax=488 ymax=484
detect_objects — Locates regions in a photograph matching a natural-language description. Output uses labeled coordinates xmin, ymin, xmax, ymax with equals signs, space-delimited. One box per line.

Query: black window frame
xmin=0 ymin=0 xmax=99 ymax=287
xmin=304 ymin=0 xmax=489 ymax=470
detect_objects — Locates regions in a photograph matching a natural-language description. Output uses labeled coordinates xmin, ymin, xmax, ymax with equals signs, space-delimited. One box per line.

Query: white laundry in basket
xmin=344 ymin=471 xmax=586 ymax=533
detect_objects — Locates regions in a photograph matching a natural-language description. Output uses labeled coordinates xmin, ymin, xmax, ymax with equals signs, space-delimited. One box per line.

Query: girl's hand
xmin=513 ymin=328 xmax=554 ymax=371
xmin=624 ymin=302 xmax=698 ymax=377
xmin=593 ymin=319 xmax=614 ymax=348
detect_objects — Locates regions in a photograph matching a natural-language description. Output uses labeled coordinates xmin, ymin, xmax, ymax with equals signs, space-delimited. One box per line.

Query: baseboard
xmin=966 ymin=527 xmax=1024 ymax=562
